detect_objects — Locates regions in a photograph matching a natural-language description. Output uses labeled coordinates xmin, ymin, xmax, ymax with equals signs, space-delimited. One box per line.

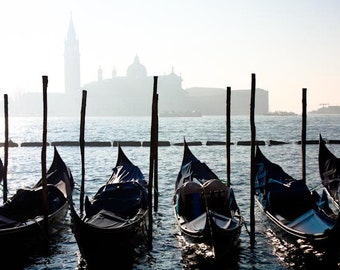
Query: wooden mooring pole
xmin=3 ymin=94 xmax=8 ymax=203
xmin=41 ymin=75 xmax=49 ymax=243
xmin=302 ymin=88 xmax=307 ymax=184
xmin=153 ymin=77 xmax=159 ymax=212
xmin=148 ymin=76 xmax=158 ymax=248
xmin=79 ymin=90 xmax=87 ymax=217
xmin=226 ymin=87 xmax=231 ymax=187
xmin=250 ymin=73 xmax=256 ymax=247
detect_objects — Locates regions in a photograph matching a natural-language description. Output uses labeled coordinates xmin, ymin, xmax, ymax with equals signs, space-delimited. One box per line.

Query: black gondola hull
xmin=255 ymin=197 xmax=340 ymax=245
xmin=67 ymin=146 xmax=148 ymax=268
xmin=174 ymin=141 xmax=243 ymax=260
xmin=175 ymin=209 xmax=243 ymax=254
xmin=255 ymin=145 xmax=340 ymax=248
xmin=0 ymin=147 xmax=74 ymax=261
xmin=70 ymin=205 xmax=148 ymax=267
xmin=0 ymin=202 xmax=69 ymax=257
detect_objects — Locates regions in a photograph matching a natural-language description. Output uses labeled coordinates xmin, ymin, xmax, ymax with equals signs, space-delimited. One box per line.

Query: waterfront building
xmin=8 ymin=16 xmax=268 ymax=116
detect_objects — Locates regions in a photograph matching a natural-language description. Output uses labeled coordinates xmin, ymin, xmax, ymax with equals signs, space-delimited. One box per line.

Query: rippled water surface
xmin=1 ymin=115 xmax=340 ymax=269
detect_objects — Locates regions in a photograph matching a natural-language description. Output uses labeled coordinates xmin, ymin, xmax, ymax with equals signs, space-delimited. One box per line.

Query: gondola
xmin=319 ymin=134 xmax=340 ymax=208
xmin=67 ymin=145 xmax=148 ymax=267
xmin=173 ymin=141 xmax=243 ymax=257
xmin=254 ymin=145 xmax=340 ymax=244
xmin=0 ymin=146 xmax=74 ymax=259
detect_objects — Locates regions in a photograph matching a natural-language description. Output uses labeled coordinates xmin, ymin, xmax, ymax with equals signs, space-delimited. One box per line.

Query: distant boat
xmin=159 ymin=110 xmax=202 ymax=117
xmin=264 ymin=111 xmax=297 ymax=116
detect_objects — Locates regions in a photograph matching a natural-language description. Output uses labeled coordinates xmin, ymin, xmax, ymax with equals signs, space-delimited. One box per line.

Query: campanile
xmin=64 ymin=14 xmax=80 ymax=94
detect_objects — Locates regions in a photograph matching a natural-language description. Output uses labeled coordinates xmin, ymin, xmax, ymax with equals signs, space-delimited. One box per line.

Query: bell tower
xmin=64 ymin=14 xmax=80 ymax=94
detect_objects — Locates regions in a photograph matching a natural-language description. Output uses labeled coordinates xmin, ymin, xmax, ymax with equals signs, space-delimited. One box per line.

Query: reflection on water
xmin=176 ymin=232 xmax=240 ymax=270
xmin=266 ymin=228 xmax=340 ymax=269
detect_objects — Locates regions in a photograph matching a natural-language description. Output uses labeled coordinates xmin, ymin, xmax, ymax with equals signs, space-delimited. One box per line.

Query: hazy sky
xmin=0 ymin=0 xmax=339 ymax=113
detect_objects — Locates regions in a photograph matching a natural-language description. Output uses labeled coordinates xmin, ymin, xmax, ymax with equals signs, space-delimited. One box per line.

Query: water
xmin=1 ymin=114 xmax=340 ymax=269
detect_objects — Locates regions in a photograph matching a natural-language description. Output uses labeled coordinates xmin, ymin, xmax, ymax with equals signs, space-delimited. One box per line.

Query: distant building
xmin=64 ymin=15 xmax=81 ymax=95
xmin=186 ymin=87 xmax=268 ymax=115
xmin=82 ymin=57 xmax=189 ymax=116
xmin=310 ymin=105 xmax=340 ymax=114
xmin=8 ymin=16 xmax=269 ymax=116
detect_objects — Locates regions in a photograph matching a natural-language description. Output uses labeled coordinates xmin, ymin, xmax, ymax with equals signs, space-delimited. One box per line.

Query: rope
xmin=310 ymin=183 xmax=323 ymax=192
xmin=31 ymin=216 xmax=50 ymax=243
xmin=73 ymin=181 xmax=81 ymax=191
xmin=242 ymin=218 xmax=256 ymax=243
xmin=201 ymin=186 xmax=216 ymax=260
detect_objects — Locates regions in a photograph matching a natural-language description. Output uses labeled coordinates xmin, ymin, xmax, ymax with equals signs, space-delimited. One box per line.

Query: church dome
xmin=126 ymin=56 xmax=147 ymax=78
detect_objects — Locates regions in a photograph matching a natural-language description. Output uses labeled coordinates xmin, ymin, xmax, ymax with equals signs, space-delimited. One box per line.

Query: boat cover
xmin=255 ymin=146 xmax=317 ymax=220
xmin=86 ymin=209 xmax=129 ymax=229
xmin=319 ymin=134 xmax=340 ymax=202
xmin=85 ymin=182 xmax=147 ymax=219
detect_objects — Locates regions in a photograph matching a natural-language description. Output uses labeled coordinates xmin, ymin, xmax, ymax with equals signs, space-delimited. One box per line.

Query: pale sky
xmin=0 ymin=0 xmax=339 ymax=113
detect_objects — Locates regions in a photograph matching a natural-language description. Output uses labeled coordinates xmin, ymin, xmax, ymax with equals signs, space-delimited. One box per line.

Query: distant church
xmin=64 ymin=16 xmax=80 ymax=96
xmin=64 ymin=16 xmax=190 ymax=116
xmin=80 ymin=57 xmax=189 ymax=116
xmin=10 ymin=16 xmax=268 ymax=116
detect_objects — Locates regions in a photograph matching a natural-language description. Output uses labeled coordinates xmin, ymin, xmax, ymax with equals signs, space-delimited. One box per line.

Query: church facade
xmin=81 ymin=57 xmax=190 ymax=116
